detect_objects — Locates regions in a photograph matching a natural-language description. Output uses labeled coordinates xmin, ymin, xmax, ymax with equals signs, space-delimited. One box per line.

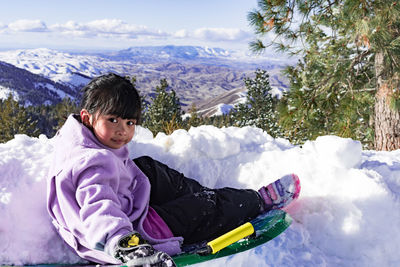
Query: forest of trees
xmin=0 ymin=70 xmax=280 ymax=143
xmin=0 ymin=58 xmax=391 ymax=150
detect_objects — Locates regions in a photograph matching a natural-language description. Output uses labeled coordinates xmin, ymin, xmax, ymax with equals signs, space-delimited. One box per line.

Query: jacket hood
xmin=54 ymin=114 xmax=129 ymax=160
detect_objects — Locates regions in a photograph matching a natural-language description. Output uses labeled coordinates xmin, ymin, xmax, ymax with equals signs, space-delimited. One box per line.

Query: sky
xmin=0 ymin=0 xmax=262 ymax=52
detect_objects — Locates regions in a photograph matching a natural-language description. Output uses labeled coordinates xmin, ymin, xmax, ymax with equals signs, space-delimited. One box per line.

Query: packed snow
xmin=0 ymin=125 xmax=399 ymax=266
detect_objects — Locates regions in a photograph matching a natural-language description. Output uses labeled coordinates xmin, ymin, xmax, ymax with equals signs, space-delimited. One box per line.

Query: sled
xmin=172 ymin=209 xmax=292 ymax=266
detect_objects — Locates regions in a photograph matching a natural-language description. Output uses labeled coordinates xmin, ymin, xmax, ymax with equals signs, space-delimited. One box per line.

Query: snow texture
xmin=1 ymin=126 xmax=399 ymax=266
xmin=0 ymin=85 xmax=19 ymax=101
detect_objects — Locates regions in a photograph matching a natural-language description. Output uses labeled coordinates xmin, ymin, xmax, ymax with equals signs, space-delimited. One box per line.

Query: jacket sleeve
xmin=72 ymin=154 xmax=134 ymax=255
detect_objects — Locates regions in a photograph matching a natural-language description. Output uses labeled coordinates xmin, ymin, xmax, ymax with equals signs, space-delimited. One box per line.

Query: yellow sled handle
xmin=207 ymin=222 xmax=255 ymax=254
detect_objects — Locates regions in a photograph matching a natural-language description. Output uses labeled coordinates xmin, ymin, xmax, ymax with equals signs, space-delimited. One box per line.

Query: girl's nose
xmin=117 ymin=124 xmax=127 ymax=135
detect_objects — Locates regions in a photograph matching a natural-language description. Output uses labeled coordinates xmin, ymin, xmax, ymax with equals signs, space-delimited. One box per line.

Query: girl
xmin=47 ymin=73 xmax=300 ymax=266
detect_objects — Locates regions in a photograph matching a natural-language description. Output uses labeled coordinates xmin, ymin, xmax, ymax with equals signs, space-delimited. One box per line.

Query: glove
xmin=113 ymin=232 xmax=176 ymax=267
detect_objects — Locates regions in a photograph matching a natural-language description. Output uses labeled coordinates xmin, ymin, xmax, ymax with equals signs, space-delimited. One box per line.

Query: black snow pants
xmin=133 ymin=156 xmax=263 ymax=245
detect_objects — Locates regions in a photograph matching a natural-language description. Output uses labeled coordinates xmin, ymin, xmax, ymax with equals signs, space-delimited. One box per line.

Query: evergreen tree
xmin=0 ymin=95 xmax=39 ymax=143
xmin=142 ymin=79 xmax=183 ymax=135
xmin=25 ymin=97 xmax=79 ymax=138
xmin=183 ymin=103 xmax=202 ymax=129
xmin=206 ymin=114 xmax=234 ymax=128
xmin=248 ymin=0 xmax=400 ymax=150
xmin=53 ymin=97 xmax=79 ymax=131
xmin=128 ymin=75 xmax=148 ymax=124
xmin=128 ymin=75 xmax=137 ymax=86
xmin=27 ymin=104 xmax=55 ymax=138
xmin=232 ymin=69 xmax=281 ymax=137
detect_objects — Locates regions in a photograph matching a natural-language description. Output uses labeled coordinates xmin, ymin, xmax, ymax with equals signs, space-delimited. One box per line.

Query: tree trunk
xmin=374 ymin=51 xmax=400 ymax=151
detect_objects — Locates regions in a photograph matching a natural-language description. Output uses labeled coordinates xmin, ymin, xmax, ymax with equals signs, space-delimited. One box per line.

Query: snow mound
xmin=1 ymin=126 xmax=400 ymax=266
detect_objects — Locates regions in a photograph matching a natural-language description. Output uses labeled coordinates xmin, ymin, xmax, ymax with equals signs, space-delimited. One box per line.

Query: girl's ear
xmin=80 ymin=109 xmax=92 ymax=127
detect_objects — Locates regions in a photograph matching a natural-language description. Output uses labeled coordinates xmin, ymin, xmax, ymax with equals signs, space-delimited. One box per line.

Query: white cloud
xmin=174 ymin=27 xmax=251 ymax=43
xmin=8 ymin=19 xmax=47 ymax=32
xmin=0 ymin=22 xmax=6 ymax=33
xmin=0 ymin=19 xmax=252 ymax=48
xmin=49 ymin=21 xmax=94 ymax=38
xmin=49 ymin=19 xmax=169 ymax=39
xmin=174 ymin=29 xmax=189 ymax=38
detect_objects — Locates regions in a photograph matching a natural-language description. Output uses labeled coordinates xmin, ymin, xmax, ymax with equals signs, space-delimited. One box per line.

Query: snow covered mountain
xmin=0 ymin=61 xmax=77 ymax=106
xmin=0 ymin=48 xmax=112 ymax=88
xmin=0 ymin=46 xmax=289 ymax=110
xmin=104 ymin=45 xmax=232 ymax=62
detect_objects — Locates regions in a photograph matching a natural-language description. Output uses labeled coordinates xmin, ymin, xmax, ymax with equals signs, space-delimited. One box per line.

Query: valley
xmin=0 ymin=45 xmax=290 ymax=116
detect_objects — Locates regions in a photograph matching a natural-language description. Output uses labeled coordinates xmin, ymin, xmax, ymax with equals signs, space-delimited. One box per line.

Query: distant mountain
xmin=0 ymin=61 xmax=77 ymax=106
xmin=0 ymin=45 xmax=290 ymax=113
xmin=0 ymin=48 xmax=103 ymax=88
xmin=194 ymin=87 xmax=246 ymax=117
xmin=98 ymin=45 xmax=289 ymax=71
xmin=194 ymin=74 xmax=286 ymax=117
xmin=102 ymin=45 xmax=232 ymax=62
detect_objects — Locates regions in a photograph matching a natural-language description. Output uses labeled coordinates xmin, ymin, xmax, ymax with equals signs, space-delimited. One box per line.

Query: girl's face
xmin=80 ymin=109 xmax=136 ymax=149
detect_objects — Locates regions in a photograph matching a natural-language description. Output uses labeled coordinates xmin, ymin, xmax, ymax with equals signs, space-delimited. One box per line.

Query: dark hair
xmin=80 ymin=73 xmax=141 ymax=123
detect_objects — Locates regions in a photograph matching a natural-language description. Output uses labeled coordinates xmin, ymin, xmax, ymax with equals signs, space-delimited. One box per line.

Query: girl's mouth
xmin=111 ymin=139 xmax=125 ymax=144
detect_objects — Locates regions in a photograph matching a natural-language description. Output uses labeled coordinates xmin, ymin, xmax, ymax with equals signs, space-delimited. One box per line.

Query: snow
xmin=34 ymin=82 xmax=74 ymax=99
xmin=0 ymin=85 xmax=19 ymax=101
xmin=213 ymin=103 xmax=235 ymax=116
xmin=0 ymin=47 xmax=294 ymax=91
xmin=0 ymin=48 xmax=109 ymax=86
xmin=1 ymin=126 xmax=400 ymax=266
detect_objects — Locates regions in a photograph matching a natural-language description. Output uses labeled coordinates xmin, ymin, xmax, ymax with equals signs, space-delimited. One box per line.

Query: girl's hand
xmin=113 ymin=232 xmax=176 ymax=266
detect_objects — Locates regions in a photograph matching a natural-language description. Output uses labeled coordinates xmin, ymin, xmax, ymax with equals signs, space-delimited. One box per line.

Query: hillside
xmin=0 ymin=46 xmax=290 ymax=110
xmin=0 ymin=61 xmax=77 ymax=106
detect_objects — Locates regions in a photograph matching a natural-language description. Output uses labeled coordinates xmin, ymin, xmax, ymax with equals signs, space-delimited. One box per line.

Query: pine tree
xmin=53 ymin=97 xmax=79 ymax=131
xmin=207 ymin=114 xmax=233 ymax=128
xmin=248 ymin=0 xmax=400 ymax=150
xmin=0 ymin=95 xmax=39 ymax=143
xmin=128 ymin=75 xmax=148 ymax=124
xmin=183 ymin=103 xmax=202 ymax=129
xmin=232 ymin=69 xmax=281 ymax=137
xmin=142 ymin=79 xmax=183 ymax=135
xmin=27 ymin=104 xmax=55 ymax=138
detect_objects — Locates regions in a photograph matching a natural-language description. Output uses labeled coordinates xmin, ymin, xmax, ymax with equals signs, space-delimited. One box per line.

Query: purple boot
xmin=258 ymin=174 xmax=301 ymax=211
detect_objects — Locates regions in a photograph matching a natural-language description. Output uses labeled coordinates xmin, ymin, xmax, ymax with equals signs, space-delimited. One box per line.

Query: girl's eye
xmin=108 ymin=118 xmax=118 ymax=123
xmin=127 ymin=120 xmax=136 ymax=126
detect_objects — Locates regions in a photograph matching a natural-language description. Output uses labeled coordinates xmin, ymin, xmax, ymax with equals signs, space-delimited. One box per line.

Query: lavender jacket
xmin=47 ymin=115 xmax=183 ymax=264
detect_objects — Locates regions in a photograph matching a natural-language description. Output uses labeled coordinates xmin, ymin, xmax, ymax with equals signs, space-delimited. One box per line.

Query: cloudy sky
xmin=0 ymin=0 xmax=263 ymax=52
